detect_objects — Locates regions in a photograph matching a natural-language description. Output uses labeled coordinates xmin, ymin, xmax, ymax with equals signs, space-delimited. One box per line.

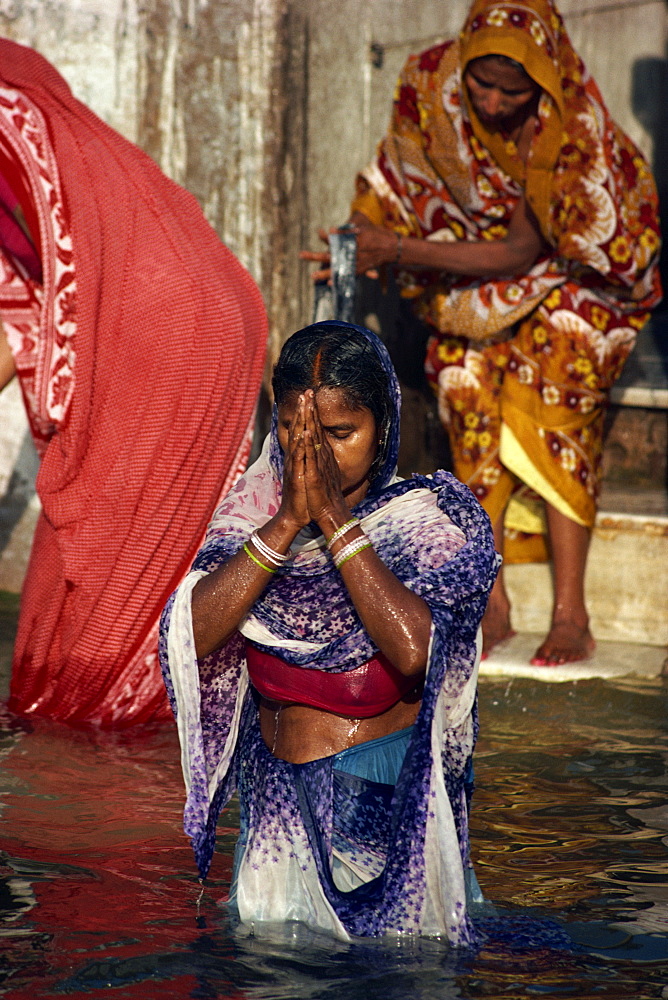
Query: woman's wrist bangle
xmin=333 ymin=534 xmax=371 ymax=569
xmin=243 ymin=543 xmax=276 ymax=574
xmin=326 ymin=518 xmax=359 ymax=551
xmin=250 ymin=529 xmax=289 ymax=566
xmin=394 ymin=232 xmax=403 ymax=264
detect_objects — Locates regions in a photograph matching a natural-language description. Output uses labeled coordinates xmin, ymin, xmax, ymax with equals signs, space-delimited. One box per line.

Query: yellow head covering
xmin=459 ymin=0 xmax=576 ymax=240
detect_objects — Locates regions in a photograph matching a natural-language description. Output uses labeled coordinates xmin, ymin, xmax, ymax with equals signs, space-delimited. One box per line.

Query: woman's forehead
xmin=278 ymin=386 xmax=373 ymax=422
xmin=466 ymin=54 xmax=535 ymax=88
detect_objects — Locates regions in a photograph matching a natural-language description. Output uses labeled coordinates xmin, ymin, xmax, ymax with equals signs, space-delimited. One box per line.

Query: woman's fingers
xmin=301 ymin=392 xmax=346 ymax=521
xmin=311 ymin=268 xmax=332 ymax=284
xmin=280 ymin=395 xmax=311 ymax=525
xmin=300 ymin=224 xmax=390 ymax=283
xmin=299 ymin=249 xmax=332 ymax=284
xmin=303 ymin=390 xmax=321 ymax=440
xmin=298 ymin=250 xmax=331 ymax=263
xmin=299 ymin=226 xmax=334 ymax=265
xmin=303 ymin=391 xmax=326 ymax=473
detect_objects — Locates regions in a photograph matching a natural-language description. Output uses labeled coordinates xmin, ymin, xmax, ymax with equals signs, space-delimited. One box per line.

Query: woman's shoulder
xmin=373 ymin=469 xmax=487 ymax=517
xmin=363 ymin=470 xmax=491 ymax=545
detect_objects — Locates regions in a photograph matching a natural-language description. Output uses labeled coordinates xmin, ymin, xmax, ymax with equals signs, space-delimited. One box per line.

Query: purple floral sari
xmin=160 ymin=323 xmax=499 ymax=944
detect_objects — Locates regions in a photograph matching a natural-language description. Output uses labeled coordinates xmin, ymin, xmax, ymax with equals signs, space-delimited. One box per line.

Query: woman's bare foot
xmin=530 ymin=621 xmax=596 ymax=666
xmin=535 ymin=507 xmax=594 ymax=667
xmin=481 ymin=600 xmax=516 ymax=660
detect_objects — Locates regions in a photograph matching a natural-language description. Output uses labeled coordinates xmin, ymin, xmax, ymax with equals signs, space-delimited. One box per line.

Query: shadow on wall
xmin=0 ymin=431 xmax=38 ymax=565
xmin=632 ymin=49 xmax=668 ymax=378
xmin=355 ymin=274 xmax=452 ymax=478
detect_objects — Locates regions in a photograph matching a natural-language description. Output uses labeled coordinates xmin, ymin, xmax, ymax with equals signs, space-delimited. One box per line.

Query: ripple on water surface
xmin=0 ymin=677 xmax=667 ymax=999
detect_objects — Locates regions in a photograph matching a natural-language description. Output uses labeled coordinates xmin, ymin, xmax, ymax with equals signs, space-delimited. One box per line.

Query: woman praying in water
xmin=160 ymin=321 xmax=499 ymax=943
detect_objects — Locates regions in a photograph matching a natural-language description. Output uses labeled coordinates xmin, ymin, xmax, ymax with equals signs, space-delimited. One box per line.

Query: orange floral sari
xmin=352 ymin=0 xmax=661 ymax=559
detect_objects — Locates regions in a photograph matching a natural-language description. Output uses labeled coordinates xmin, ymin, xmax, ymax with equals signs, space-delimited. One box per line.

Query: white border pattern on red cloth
xmin=0 ymin=85 xmax=76 ymax=453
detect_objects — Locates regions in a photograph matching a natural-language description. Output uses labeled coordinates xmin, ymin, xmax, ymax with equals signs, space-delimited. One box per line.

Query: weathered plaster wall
xmin=0 ymin=0 xmax=139 ymax=137
xmin=0 ymin=0 xmax=306 ymax=353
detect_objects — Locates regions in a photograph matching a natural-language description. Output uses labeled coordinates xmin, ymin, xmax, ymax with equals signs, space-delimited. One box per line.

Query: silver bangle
xmin=333 ymin=533 xmax=371 ymax=569
xmin=326 ymin=518 xmax=359 ymax=551
xmin=250 ymin=529 xmax=289 ymax=567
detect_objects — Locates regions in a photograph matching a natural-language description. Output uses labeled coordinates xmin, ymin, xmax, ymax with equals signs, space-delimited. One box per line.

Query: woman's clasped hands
xmin=280 ymin=390 xmax=349 ymax=531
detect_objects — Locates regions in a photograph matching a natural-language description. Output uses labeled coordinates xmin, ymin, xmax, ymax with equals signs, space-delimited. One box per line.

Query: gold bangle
xmin=243 ymin=543 xmax=276 ymax=574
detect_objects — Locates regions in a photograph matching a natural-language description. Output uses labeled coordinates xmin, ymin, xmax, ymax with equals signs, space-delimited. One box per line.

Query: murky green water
xmin=1 ymin=675 xmax=668 ymax=999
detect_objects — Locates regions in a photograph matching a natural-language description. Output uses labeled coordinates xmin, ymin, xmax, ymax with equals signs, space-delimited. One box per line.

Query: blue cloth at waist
xmin=332 ymin=726 xmax=414 ymax=785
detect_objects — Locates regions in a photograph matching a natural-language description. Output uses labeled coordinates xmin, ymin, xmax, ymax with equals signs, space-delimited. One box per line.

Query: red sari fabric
xmin=0 ymin=40 xmax=267 ymax=725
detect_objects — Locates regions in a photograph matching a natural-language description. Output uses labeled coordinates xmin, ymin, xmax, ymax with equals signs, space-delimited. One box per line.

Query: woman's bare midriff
xmin=258 ymin=683 xmax=423 ymax=764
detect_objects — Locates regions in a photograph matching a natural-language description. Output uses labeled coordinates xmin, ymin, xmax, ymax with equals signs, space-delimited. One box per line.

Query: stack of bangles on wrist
xmin=334 ymin=535 xmax=371 ymax=568
xmin=243 ymin=530 xmax=290 ymax=574
xmin=326 ymin=517 xmax=372 ymax=569
xmin=326 ymin=518 xmax=358 ymax=549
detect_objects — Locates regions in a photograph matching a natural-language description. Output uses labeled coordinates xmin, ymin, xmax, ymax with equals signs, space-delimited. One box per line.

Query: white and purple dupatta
xmin=160 ymin=324 xmax=499 ymax=945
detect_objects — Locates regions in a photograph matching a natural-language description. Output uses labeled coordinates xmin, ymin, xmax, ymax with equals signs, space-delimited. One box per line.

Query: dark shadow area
xmin=632 ymin=52 xmax=668 ymax=336
xmin=624 ymin=51 xmax=668 ymax=505
xmin=354 ymin=273 xmax=452 ymax=477
xmin=0 ymin=431 xmax=38 ymax=555
xmin=0 ymin=590 xmax=19 ymax=699
xmin=631 ymin=52 xmax=668 ymax=382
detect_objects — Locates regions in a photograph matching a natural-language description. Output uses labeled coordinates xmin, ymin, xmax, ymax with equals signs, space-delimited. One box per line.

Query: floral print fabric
xmin=352 ymin=0 xmax=661 ymax=536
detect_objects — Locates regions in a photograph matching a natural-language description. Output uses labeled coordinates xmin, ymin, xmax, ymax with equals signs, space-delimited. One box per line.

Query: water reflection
xmin=0 ymin=677 xmax=667 ymax=998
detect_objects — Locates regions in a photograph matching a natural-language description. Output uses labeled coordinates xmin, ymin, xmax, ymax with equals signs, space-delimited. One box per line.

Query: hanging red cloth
xmin=0 ymin=39 xmax=267 ymax=726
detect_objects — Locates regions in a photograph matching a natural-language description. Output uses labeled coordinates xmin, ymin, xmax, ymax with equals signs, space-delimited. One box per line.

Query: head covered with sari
xmin=459 ymin=0 xmax=570 ymax=241
xmin=268 ymin=320 xmax=402 ymax=496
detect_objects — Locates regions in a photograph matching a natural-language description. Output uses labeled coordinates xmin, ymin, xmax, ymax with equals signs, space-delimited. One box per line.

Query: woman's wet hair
xmin=272 ymin=323 xmax=394 ymax=480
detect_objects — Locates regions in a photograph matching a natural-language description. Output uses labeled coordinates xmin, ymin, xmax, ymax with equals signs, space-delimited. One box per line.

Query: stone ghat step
xmin=504 ymin=508 xmax=668 ymax=648
xmin=479 ymin=632 xmax=666 ymax=682
xmin=599 ymin=485 xmax=667 ymax=517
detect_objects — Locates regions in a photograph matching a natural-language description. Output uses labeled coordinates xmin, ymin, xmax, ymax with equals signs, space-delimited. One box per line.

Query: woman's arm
xmin=191 ymin=513 xmax=302 ymax=660
xmin=191 ymin=405 xmax=310 ymax=660
xmin=302 ymin=393 xmax=432 ymax=677
xmin=353 ymin=197 xmax=544 ymax=277
xmin=333 ymin=537 xmax=433 ymax=677
xmin=302 ymin=197 xmax=545 ymax=282
xmin=0 ymin=320 xmax=16 ymax=391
